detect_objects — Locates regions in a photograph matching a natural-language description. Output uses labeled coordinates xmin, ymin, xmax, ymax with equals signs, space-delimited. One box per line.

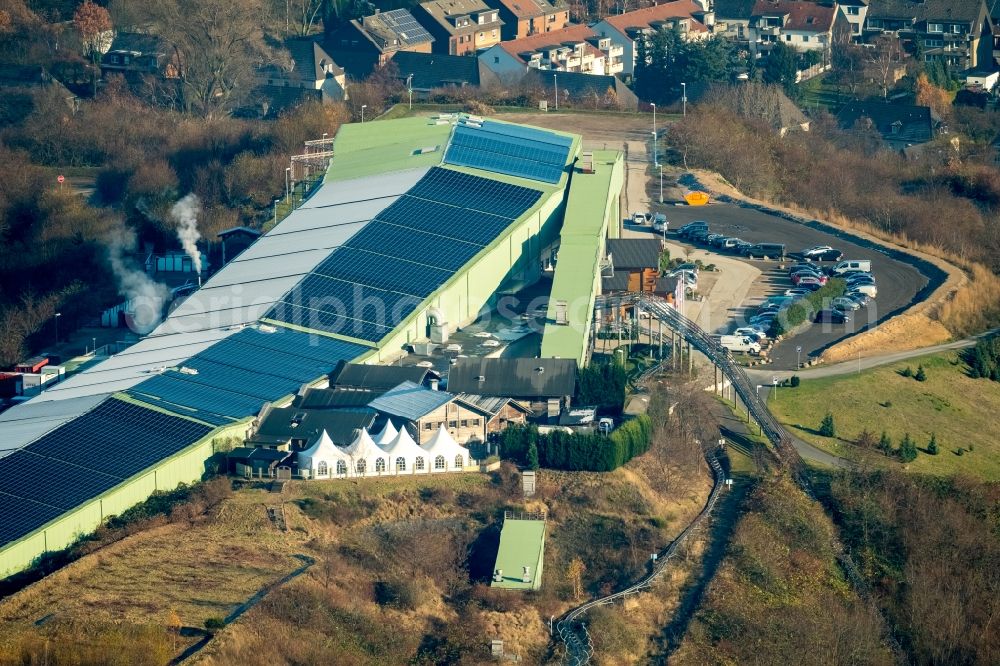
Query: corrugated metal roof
xmin=606 ymin=238 xmax=661 ymax=270
xmin=329 ymin=360 xmax=433 ymax=391
xmin=367 ymin=381 xmax=454 ymax=421
xmin=491 ymin=517 xmax=546 ymax=590
xmin=447 ymin=358 xmax=577 ymax=398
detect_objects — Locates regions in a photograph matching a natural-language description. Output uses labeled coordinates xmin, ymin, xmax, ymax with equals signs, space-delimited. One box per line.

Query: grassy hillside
xmin=672 ymin=474 xmax=893 ymax=665
xmin=770 ymin=351 xmax=1000 ymax=479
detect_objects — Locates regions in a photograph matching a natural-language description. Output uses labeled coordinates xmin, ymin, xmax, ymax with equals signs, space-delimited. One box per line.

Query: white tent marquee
xmin=381 ymin=426 xmax=429 ymax=474
xmin=421 ymin=425 xmax=473 ymax=473
xmin=344 ymin=428 xmax=391 ymax=476
xmin=297 ymin=430 xmax=352 ymax=479
xmin=372 ymin=419 xmax=398 ymax=447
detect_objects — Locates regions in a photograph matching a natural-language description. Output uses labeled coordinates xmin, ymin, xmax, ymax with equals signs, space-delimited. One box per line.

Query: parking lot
xmin=644 ymin=202 xmax=932 ymax=370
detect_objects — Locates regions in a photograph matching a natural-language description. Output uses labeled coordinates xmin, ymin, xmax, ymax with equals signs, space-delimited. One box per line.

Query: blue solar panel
xmin=130 ymin=373 xmax=267 ymax=421
xmin=224 ymin=327 xmax=365 ymax=365
xmin=444 ymin=125 xmax=571 ymax=184
xmin=345 ymin=222 xmax=483 ymax=272
xmin=313 ymin=247 xmax=453 ymax=298
xmin=270 ymin=303 xmax=396 ymax=342
xmin=21 ymin=398 xmax=213 ymax=481
xmin=0 ymin=494 xmax=65 ymax=546
xmin=375 ymin=197 xmax=511 ymax=246
xmin=410 ymin=167 xmax=544 ymax=217
xmin=482 ymin=120 xmax=573 ymax=148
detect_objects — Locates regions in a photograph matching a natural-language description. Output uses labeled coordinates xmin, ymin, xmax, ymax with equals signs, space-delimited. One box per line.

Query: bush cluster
xmin=966 ymin=337 xmax=1000 ymax=381
xmin=497 ymin=415 xmax=653 ymax=472
xmin=576 ymin=361 xmax=627 ymax=413
xmin=769 ymin=279 xmax=846 ymax=336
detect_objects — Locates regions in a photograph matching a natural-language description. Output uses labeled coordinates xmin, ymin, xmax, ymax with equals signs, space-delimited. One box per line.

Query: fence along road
xmin=552 ymin=293 xmax=902 ymax=665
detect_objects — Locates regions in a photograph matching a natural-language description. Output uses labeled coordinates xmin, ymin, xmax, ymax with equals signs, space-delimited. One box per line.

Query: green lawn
xmin=770 ymin=351 xmax=1000 ymax=479
xmin=797 ymin=74 xmax=851 ymax=114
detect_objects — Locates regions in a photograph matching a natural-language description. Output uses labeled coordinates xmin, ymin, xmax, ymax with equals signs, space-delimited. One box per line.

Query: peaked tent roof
xmin=421 ymin=424 xmax=470 ymax=456
xmin=297 ymin=429 xmax=352 ymax=468
xmin=372 ymin=419 xmax=398 ymax=446
xmin=368 ymin=380 xmax=455 ymax=421
xmin=382 ymin=426 xmax=427 ymax=458
xmin=344 ymin=427 xmax=386 ymax=459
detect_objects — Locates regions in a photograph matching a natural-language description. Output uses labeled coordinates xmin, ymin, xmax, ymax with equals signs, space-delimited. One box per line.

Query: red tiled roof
xmin=493 ymin=0 xmax=564 ymax=20
xmin=751 ymin=0 xmax=836 ymax=32
xmin=499 ymin=23 xmax=598 ymax=59
xmin=602 ymin=0 xmax=708 ymax=34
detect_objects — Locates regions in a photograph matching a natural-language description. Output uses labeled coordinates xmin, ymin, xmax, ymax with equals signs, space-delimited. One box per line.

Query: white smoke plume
xmin=170 ymin=193 xmax=203 ymax=275
xmin=107 ymin=227 xmax=171 ymax=335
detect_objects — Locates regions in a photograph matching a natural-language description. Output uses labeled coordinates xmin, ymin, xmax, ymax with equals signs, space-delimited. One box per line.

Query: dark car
xmin=690 ymin=228 xmax=712 ymax=243
xmin=802 ymin=246 xmax=844 ymax=262
xmin=815 ymin=309 xmax=850 ymax=324
xmin=677 ymin=221 xmax=708 ymax=237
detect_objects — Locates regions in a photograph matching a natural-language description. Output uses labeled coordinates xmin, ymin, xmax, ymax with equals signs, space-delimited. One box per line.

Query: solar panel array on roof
xmin=126 ymin=327 xmax=366 ymax=422
xmin=379 ymin=8 xmax=433 ymax=46
xmin=267 ymin=167 xmax=543 ymax=343
xmin=444 ymin=122 xmax=573 ymax=184
xmin=0 ymin=398 xmax=212 ymax=547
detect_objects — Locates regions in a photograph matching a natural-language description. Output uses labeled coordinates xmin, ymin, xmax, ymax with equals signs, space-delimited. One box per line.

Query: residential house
xmin=603 ymin=239 xmax=662 ymax=294
xmin=524 ymin=68 xmax=640 ymax=109
xmin=591 ymin=0 xmax=711 ymax=77
xmin=837 ymin=0 xmax=869 ymax=39
xmin=837 ymin=101 xmax=937 ymax=152
xmin=479 ymin=24 xmax=624 ymax=81
xmin=321 ymin=9 xmax=434 ymax=77
xmin=100 ymin=33 xmax=177 ymax=80
xmin=366 ymin=380 xmax=499 ymax=444
xmin=252 ymin=38 xmax=346 ymax=117
xmin=865 ymin=0 xmax=993 ymax=71
xmin=415 ymin=0 xmax=504 ymax=55
xmin=714 ymin=0 xmax=757 ymax=44
xmin=748 ymin=0 xmax=841 ymax=60
xmin=485 ymin=0 xmax=570 ymax=40
xmin=447 ymin=357 xmax=577 ymax=416
xmin=246 ymin=404 xmax=377 ymax=449
xmin=391 ymin=51 xmax=497 ymax=94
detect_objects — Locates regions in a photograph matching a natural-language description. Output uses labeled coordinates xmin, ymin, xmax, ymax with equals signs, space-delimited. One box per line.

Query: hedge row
xmin=770 ymin=278 xmax=846 ymax=336
xmin=497 ymin=415 xmax=652 ymax=472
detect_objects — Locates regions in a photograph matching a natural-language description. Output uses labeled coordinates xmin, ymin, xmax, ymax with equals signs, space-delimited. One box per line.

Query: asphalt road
xmin=646 ymin=201 xmax=933 ymax=370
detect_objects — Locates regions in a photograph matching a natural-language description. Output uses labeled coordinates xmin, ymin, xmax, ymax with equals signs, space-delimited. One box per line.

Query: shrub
xmin=855 ymin=429 xmax=877 ymax=449
xmin=576 ymin=360 xmax=627 ymax=413
xmin=901 ymin=366 xmax=913 ymax=377
xmin=498 ymin=415 xmax=653 ymax=471
xmin=374 ymin=578 xmax=427 ymax=610
xmin=878 ymin=431 xmax=893 ymax=454
xmin=790 ymin=375 xmax=801 ymax=387
xmin=527 ymin=441 xmax=540 ymax=470
xmin=204 ymin=617 xmax=225 ymax=633
xmin=965 ymin=337 xmax=1000 ymax=381
xmin=819 ymin=413 xmax=836 ymax=438
xmin=915 ymin=365 xmax=927 ymax=382
xmin=898 ymin=433 xmax=918 ymax=462
xmin=927 ymin=433 xmax=939 ymax=455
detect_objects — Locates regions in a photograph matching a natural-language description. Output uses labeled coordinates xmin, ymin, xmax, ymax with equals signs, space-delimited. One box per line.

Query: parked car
xmin=832 ymin=297 xmax=861 ymax=311
xmin=802 ymin=246 xmax=843 ymax=261
xmin=733 ymin=240 xmax=754 ymax=254
xmin=829 ymin=259 xmax=872 ymax=275
xmin=689 ymin=228 xmax=712 ymax=243
xmin=815 ymin=309 xmax=850 ymax=324
xmin=744 ymin=242 xmax=786 ymax=259
xmin=848 ymin=283 xmax=878 ymax=298
xmin=792 ymin=273 xmax=828 ymax=287
xmin=750 ymin=312 xmax=778 ymax=327
xmin=719 ymin=335 xmax=761 ymax=355
xmin=705 ymin=233 xmax=725 ymax=245
xmin=677 ymin=221 xmax=708 ymax=236
xmin=673 ymin=262 xmax=699 ymax=274
xmin=735 ymin=326 xmax=768 ymax=342
xmin=784 ymin=288 xmax=811 ymax=298
xmin=717 ymin=237 xmax=742 ymax=251
xmin=632 ymin=212 xmax=651 ymax=225
xmin=652 ymin=213 xmax=668 ymax=232
xmin=669 ymin=269 xmax=698 ymax=288
xmin=845 ymin=273 xmax=876 ymax=286
xmin=846 ymin=292 xmax=871 ymax=306
xmin=789 ymin=267 xmax=825 ymax=280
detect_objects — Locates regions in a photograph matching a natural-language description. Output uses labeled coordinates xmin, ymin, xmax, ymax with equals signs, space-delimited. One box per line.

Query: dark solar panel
xmin=224 ymin=326 xmax=366 ymax=365
xmin=0 ymin=493 xmax=67 ymax=546
xmin=482 ymin=120 xmax=574 ymax=148
xmin=129 ymin=373 xmax=267 ymax=421
xmin=313 ymin=247 xmax=453 ymax=298
xmin=408 ymin=167 xmax=543 ymax=217
xmin=453 ymin=125 xmax=569 ymax=164
xmin=21 ymin=398 xmax=213 ymax=480
xmin=374 ymin=197 xmax=512 ymax=246
xmin=445 ymin=144 xmax=565 ymax=184
xmin=345 ymin=221 xmax=483 ymax=272
xmin=270 ymin=303 xmax=396 ymax=342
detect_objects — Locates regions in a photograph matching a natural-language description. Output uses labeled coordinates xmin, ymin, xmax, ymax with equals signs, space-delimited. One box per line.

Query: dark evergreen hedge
xmin=496 ymin=415 xmax=652 ymax=472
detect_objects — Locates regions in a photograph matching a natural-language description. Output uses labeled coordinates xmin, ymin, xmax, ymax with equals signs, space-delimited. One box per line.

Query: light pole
xmin=92 ymin=337 xmax=96 ymax=355
xmin=681 ymin=82 xmax=687 ymax=117
xmin=407 ymin=74 xmax=413 ymax=110
xmin=652 ymin=130 xmax=658 ymax=167
xmin=53 ymin=312 xmax=61 ymax=344
xmin=273 ymin=197 xmax=280 ymax=226
xmin=554 ymin=73 xmax=558 ymax=110
xmin=651 ymin=102 xmax=657 ymax=163
xmin=658 ymin=164 xmax=664 ymax=205
xmin=796 ymin=345 xmax=802 ymax=369
xmin=361 ymin=104 xmax=367 ymax=123
xmin=284 ymin=168 xmax=291 ymax=203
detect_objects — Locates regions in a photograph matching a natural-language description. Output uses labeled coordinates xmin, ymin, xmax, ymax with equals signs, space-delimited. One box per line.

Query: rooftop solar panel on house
xmin=380 ymin=9 xmax=433 ymax=46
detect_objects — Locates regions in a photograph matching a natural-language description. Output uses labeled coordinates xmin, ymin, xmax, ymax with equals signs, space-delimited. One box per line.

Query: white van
xmin=830 ymin=259 xmax=872 ymax=275
xmin=719 ymin=335 xmax=761 ymax=355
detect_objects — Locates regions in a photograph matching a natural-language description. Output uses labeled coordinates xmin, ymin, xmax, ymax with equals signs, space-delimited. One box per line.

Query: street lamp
xmin=284 ymin=168 xmax=291 ymax=203
xmin=651 ymin=102 xmax=657 ymax=163
xmin=658 ymin=164 xmax=664 ymax=206
xmin=361 ymin=104 xmax=367 ymax=123
xmin=407 ymin=74 xmax=413 ymax=110
xmin=273 ymin=197 xmax=280 ymax=226
xmin=53 ymin=312 xmax=61 ymax=343
xmin=553 ymin=73 xmax=558 ymax=110
xmin=652 ymin=130 xmax=658 ymax=167
xmin=796 ymin=345 xmax=802 ymax=369
xmin=681 ymin=82 xmax=687 ymax=117
xmin=92 ymin=337 xmax=96 ymax=356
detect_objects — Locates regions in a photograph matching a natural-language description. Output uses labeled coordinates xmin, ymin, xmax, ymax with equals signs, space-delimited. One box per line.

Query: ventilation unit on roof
xmin=227 ymin=323 xmax=248 ymax=331
xmin=434 ymin=113 xmax=458 ymax=120
xmin=580 ymin=151 xmax=594 ymax=174
xmin=177 ymin=366 xmax=199 ymax=375
xmin=476 ymin=375 xmax=486 ymax=382
xmin=147 ymin=366 xmax=167 ymax=374
xmin=493 ymin=568 xmax=503 ymax=582
xmin=461 ymin=120 xmax=482 ymax=129
xmin=555 ymin=300 xmax=568 ymax=325
xmin=257 ymin=324 xmax=277 ymax=333
xmin=412 ymin=145 xmax=440 ymax=155
xmin=522 ymin=566 xmax=532 ymax=584
xmin=431 ymin=119 xmax=451 ymax=126
xmin=465 ymin=114 xmax=484 ymax=123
